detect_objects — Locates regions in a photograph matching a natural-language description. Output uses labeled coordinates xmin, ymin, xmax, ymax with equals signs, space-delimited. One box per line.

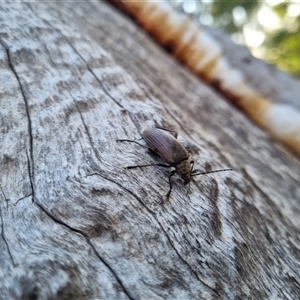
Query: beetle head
xmin=181 ymin=173 xmax=191 ymax=185
xmin=176 ymin=159 xmax=192 ymax=185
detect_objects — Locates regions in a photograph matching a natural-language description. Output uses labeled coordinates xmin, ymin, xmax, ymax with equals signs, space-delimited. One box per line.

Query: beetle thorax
xmin=175 ymin=158 xmax=192 ymax=185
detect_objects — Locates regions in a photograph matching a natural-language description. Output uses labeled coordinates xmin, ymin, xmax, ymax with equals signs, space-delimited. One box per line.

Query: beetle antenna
xmin=192 ymin=168 xmax=233 ymax=177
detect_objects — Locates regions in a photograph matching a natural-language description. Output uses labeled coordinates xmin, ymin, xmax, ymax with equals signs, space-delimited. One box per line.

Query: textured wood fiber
xmin=0 ymin=1 xmax=299 ymax=300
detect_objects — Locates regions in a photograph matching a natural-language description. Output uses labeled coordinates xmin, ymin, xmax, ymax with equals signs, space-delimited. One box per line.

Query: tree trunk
xmin=0 ymin=1 xmax=299 ymax=300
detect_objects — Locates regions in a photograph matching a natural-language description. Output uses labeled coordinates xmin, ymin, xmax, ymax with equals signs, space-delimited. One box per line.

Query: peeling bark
xmin=0 ymin=1 xmax=299 ymax=300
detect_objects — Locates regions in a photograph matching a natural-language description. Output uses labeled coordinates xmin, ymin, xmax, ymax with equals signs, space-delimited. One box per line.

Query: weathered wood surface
xmin=0 ymin=1 xmax=299 ymax=299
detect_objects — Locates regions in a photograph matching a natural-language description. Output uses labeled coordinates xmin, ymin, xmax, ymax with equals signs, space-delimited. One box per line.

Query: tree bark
xmin=0 ymin=1 xmax=299 ymax=300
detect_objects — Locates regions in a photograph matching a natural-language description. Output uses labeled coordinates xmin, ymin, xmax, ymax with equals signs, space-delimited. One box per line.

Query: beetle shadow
xmin=180 ymin=140 xmax=200 ymax=156
xmin=146 ymin=148 xmax=162 ymax=160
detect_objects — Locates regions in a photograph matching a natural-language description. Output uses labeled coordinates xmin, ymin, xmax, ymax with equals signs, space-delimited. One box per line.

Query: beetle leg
xmin=126 ymin=163 xmax=171 ymax=169
xmin=118 ymin=138 xmax=163 ymax=158
xmin=166 ymin=170 xmax=177 ymax=198
xmin=117 ymin=139 xmax=148 ymax=149
xmin=186 ymin=180 xmax=192 ymax=196
xmin=147 ymin=148 xmax=161 ymax=157
xmin=183 ymin=161 xmax=195 ymax=196
xmin=190 ymin=160 xmax=194 ymax=172
xmin=155 ymin=127 xmax=178 ymax=139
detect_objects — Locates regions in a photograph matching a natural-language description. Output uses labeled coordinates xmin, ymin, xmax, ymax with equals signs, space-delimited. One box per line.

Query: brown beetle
xmin=118 ymin=127 xmax=232 ymax=197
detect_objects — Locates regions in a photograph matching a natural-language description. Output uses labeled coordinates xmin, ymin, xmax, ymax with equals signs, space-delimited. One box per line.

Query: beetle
xmin=117 ymin=127 xmax=232 ymax=197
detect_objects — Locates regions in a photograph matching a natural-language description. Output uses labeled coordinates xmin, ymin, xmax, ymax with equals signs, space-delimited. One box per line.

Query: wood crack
xmin=39 ymin=2 xmax=145 ymax=137
xmin=1 ymin=37 xmax=132 ymax=299
xmin=86 ymin=171 xmax=220 ymax=296
xmin=33 ymin=35 xmax=106 ymax=169
xmin=27 ymin=3 xmax=143 ymax=137
xmin=25 ymin=148 xmax=35 ymax=203
xmin=64 ymin=37 xmax=124 ymax=109
xmin=1 ymin=43 xmax=37 ymax=236
xmin=30 ymin=6 xmax=124 ymax=110
xmin=68 ymin=91 xmax=104 ymax=165
xmin=13 ymin=193 xmax=33 ymax=206
xmin=4 ymin=47 xmax=34 ymax=170
xmin=0 ymin=205 xmax=15 ymax=266
xmin=1 ymin=42 xmax=36 ymax=204
xmin=0 ymin=186 xmax=9 ymax=209
xmin=34 ymin=201 xmax=134 ymax=300
xmin=164 ymin=227 xmax=221 ymax=296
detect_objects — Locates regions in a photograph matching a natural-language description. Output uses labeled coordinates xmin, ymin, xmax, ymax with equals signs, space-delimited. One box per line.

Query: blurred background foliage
xmin=170 ymin=0 xmax=300 ymax=78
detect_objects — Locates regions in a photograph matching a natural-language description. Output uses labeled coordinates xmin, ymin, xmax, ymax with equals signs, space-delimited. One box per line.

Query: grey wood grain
xmin=0 ymin=1 xmax=299 ymax=299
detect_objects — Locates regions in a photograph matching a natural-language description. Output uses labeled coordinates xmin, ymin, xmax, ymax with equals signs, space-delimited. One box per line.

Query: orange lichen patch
xmin=186 ymin=43 xmax=218 ymax=73
xmin=116 ymin=0 xmax=300 ymax=155
xmin=140 ymin=5 xmax=167 ymax=31
xmin=172 ymin=22 xmax=199 ymax=58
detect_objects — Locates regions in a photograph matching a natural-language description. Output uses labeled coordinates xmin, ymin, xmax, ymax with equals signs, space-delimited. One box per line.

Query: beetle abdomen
xmin=142 ymin=128 xmax=189 ymax=166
